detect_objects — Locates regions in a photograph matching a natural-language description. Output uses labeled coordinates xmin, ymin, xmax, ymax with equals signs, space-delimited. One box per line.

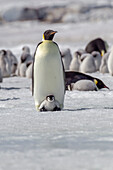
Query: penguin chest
xmin=34 ymin=42 xmax=64 ymax=106
xmin=108 ymin=52 xmax=113 ymax=75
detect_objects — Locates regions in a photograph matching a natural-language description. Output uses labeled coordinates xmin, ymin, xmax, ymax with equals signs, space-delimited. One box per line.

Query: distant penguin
xmin=68 ymin=79 xmax=98 ymax=91
xmin=0 ymin=50 xmax=11 ymax=77
xmin=32 ymin=30 xmax=65 ymax=111
xmin=20 ymin=46 xmax=32 ymax=64
xmin=69 ymin=51 xmax=80 ymax=71
xmin=85 ymin=38 xmax=108 ymax=56
xmin=0 ymin=68 xmax=3 ymax=82
xmin=80 ymin=53 xmax=96 ymax=73
xmin=18 ymin=46 xmax=32 ymax=77
xmin=99 ymin=52 xmax=109 ymax=74
xmin=19 ymin=63 xmax=27 ymax=77
xmin=39 ymin=95 xmax=61 ymax=111
xmin=108 ymin=47 xmax=113 ymax=76
xmin=65 ymin=71 xmax=109 ymax=90
xmin=7 ymin=50 xmax=18 ymax=75
xmin=61 ymin=48 xmax=72 ymax=70
xmin=92 ymin=51 xmax=101 ymax=71
xmin=26 ymin=62 xmax=33 ymax=79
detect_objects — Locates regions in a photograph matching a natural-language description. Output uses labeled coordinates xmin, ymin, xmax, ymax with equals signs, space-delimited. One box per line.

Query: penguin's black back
xmin=85 ymin=38 xmax=107 ymax=54
xmin=65 ymin=71 xmax=108 ymax=90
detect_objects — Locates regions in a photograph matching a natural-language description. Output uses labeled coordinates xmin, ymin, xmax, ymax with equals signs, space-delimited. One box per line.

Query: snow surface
xmin=1 ymin=0 xmax=113 ymax=169
xmin=0 ymin=73 xmax=113 ymax=170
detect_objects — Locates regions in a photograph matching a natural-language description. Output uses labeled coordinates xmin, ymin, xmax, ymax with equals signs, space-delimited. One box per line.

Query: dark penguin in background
xmin=32 ymin=30 xmax=65 ymax=111
xmin=85 ymin=38 xmax=108 ymax=56
xmin=65 ymin=71 xmax=109 ymax=90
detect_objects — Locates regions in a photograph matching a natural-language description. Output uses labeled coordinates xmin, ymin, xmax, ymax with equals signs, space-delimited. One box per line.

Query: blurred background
xmin=0 ymin=0 xmax=113 ymax=56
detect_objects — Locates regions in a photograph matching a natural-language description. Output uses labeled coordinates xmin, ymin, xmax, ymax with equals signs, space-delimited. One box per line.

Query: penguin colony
xmin=0 ymin=35 xmax=112 ymax=111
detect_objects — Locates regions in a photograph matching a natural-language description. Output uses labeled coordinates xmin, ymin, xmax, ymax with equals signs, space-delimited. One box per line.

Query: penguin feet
xmin=53 ymin=107 xmax=61 ymax=111
xmin=39 ymin=107 xmax=47 ymax=112
xmin=39 ymin=106 xmax=61 ymax=112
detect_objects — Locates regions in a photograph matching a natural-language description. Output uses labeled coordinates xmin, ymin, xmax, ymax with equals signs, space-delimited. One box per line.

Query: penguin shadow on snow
xmin=1 ymin=87 xmax=30 ymax=90
xmin=1 ymin=87 xmax=21 ymax=90
xmin=63 ymin=107 xmax=94 ymax=112
xmin=64 ymin=106 xmax=113 ymax=112
xmin=0 ymin=97 xmax=20 ymax=101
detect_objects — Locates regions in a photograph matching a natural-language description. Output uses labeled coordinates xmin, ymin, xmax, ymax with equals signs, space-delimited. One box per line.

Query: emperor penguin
xmin=68 ymin=80 xmax=98 ymax=91
xmin=85 ymin=38 xmax=108 ymax=56
xmin=32 ymin=30 xmax=65 ymax=111
xmin=108 ymin=46 xmax=113 ymax=76
xmin=99 ymin=52 xmax=109 ymax=74
xmin=65 ymin=71 xmax=109 ymax=90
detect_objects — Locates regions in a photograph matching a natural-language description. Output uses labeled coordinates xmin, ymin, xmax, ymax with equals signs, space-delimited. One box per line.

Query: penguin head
xmin=46 ymin=95 xmax=55 ymax=102
xmin=0 ymin=50 xmax=7 ymax=56
xmin=43 ymin=30 xmax=57 ymax=41
xmin=94 ymin=78 xmax=109 ymax=90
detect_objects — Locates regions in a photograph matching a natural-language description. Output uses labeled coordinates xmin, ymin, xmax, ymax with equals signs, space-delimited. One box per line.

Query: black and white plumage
xmin=68 ymin=79 xmax=98 ymax=91
xmin=39 ymin=95 xmax=61 ymax=111
xmin=65 ymin=71 xmax=109 ymax=90
xmin=7 ymin=50 xmax=18 ymax=75
xmin=85 ymin=38 xmax=108 ymax=56
xmin=0 ymin=50 xmax=11 ymax=77
xmin=108 ymin=46 xmax=113 ymax=76
xmin=32 ymin=30 xmax=65 ymax=111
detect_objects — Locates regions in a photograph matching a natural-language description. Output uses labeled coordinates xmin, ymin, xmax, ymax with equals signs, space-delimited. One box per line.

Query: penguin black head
xmin=43 ymin=30 xmax=57 ymax=41
xmin=94 ymin=79 xmax=109 ymax=90
xmin=0 ymin=50 xmax=7 ymax=56
xmin=46 ymin=95 xmax=55 ymax=102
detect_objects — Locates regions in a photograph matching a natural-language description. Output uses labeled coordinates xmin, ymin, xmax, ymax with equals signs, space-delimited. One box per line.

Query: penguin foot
xmin=39 ymin=107 xmax=47 ymax=112
xmin=53 ymin=107 xmax=61 ymax=111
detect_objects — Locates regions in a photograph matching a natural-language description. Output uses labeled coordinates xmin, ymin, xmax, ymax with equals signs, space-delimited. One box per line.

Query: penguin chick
xmin=68 ymin=79 xmax=98 ymax=91
xmin=80 ymin=53 xmax=96 ymax=73
xmin=21 ymin=46 xmax=32 ymax=63
xmin=7 ymin=50 xmax=18 ymax=75
xmin=92 ymin=51 xmax=101 ymax=71
xmin=69 ymin=51 xmax=80 ymax=71
xmin=19 ymin=63 xmax=27 ymax=77
xmin=39 ymin=95 xmax=61 ymax=111
xmin=0 ymin=68 xmax=3 ymax=82
xmin=26 ymin=62 xmax=33 ymax=79
xmin=61 ymin=48 xmax=72 ymax=70
xmin=0 ymin=50 xmax=11 ymax=77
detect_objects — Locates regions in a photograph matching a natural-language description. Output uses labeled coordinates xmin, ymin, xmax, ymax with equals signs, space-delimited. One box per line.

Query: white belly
xmin=108 ymin=49 xmax=113 ymax=75
xmin=34 ymin=41 xmax=65 ymax=108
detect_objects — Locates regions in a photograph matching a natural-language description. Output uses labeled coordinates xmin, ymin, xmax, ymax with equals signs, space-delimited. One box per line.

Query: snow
xmin=1 ymin=0 xmax=113 ymax=169
xmin=0 ymin=73 xmax=113 ymax=170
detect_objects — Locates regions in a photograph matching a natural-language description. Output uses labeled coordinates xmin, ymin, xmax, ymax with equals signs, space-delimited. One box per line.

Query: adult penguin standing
xmin=32 ymin=30 xmax=65 ymax=111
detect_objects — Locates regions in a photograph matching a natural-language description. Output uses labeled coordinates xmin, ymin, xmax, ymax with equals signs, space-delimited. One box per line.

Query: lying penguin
xmin=39 ymin=95 xmax=61 ymax=112
xmin=68 ymin=79 xmax=98 ymax=91
xmin=65 ymin=71 xmax=109 ymax=90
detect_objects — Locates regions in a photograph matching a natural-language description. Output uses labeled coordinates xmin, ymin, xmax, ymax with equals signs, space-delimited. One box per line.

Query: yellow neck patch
xmin=42 ymin=34 xmax=45 ymax=41
xmin=94 ymin=79 xmax=98 ymax=85
xmin=101 ymin=50 xmax=105 ymax=56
